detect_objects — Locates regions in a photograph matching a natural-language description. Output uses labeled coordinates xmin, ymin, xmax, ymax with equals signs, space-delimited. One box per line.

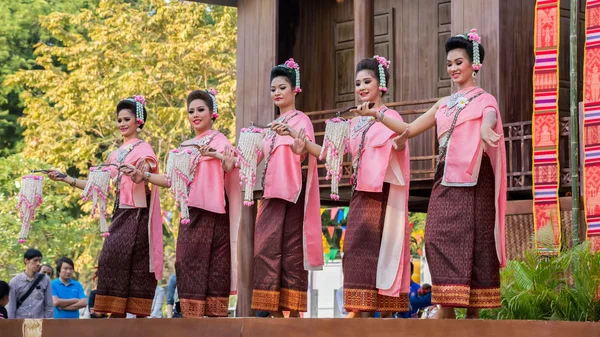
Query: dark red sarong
xmin=176 ymin=206 xmax=231 ymax=317
xmin=251 ymin=184 xmax=308 ymax=312
xmin=425 ymin=155 xmax=501 ymax=308
xmin=343 ymin=183 xmax=409 ymax=313
xmin=95 ymin=206 xmax=157 ymax=316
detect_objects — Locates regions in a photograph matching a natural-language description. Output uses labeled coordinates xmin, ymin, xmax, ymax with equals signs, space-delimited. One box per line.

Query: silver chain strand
xmin=112 ymin=140 xmax=144 ymax=213
xmin=184 ymin=131 xmax=219 ymax=181
xmin=350 ymin=108 xmax=388 ymax=195
xmin=261 ymin=111 xmax=299 ymax=188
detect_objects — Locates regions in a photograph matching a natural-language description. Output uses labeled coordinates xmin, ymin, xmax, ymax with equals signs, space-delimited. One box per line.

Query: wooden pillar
xmin=353 ymin=0 xmax=374 ymax=65
xmin=235 ymin=0 xmax=277 ymax=317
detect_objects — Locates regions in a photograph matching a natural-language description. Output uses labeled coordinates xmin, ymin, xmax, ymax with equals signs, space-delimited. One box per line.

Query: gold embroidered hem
xmin=93 ymin=295 xmax=127 ymax=314
xmin=344 ymin=288 xmax=378 ymax=312
xmin=251 ymin=289 xmax=280 ymax=311
xmin=469 ymin=288 xmax=501 ymax=308
xmin=378 ymin=293 xmax=409 ymax=312
xmin=279 ymin=288 xmax=307 ymax=312
xmin=206 ymin=296 xmax=229 ymax=317
xmin=125 ymin=297 xmax=153 ymax=317
xmin=431 ymin=284 xmax=471 ymax=307
xmin=180 ymin=299 xmax=206 ymax=318
xmin=432 ymin=284 xmax=500 ymax=308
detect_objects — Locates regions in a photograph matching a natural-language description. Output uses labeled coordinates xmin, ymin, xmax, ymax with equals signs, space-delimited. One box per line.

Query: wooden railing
xmin=305 ymin=100 xmax=573 ymax=195
xmin=504 ymin=117 xmax=572 ymax=192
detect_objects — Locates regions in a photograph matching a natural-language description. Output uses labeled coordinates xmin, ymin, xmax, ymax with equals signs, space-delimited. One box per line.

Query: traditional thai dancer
xmin=48 ymin=96 xmax=163 ymax=317
xmin=230 ymin=59 xmax=323 ymax=317
xmin=273 ymin=56 xmax=411 ymax=317
xmin=121 ymin=89 xmax=241 ymax=318
xmin=368 ymin=29 xmax=507 ymax=319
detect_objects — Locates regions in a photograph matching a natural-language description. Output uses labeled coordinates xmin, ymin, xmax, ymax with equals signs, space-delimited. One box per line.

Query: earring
xmin=472 ymin=72 xmax=477 ymax=78
xmin=137 ymin=127 xmax=141 ymax=133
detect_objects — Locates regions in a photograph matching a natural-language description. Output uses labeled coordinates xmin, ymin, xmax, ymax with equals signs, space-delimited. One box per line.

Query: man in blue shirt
xmin=51 ymin=257 xmax=87 ymax=319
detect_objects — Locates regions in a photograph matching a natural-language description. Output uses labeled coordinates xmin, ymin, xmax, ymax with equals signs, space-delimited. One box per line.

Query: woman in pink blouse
xmin=274 ymin=56 xmax=411 ymax=318
xmin=49 ymin=96 xmax=163 ymax=317
xmin=125 ymin=90 xmax=241 ymax=318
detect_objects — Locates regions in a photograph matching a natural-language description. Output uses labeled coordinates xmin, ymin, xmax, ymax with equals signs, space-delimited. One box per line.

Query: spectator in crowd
xmin=40 ymin=265 xmax=54 ymax=279
xmin=149 ymin=285 xmax=165 ymax=318
xmin=396 ymin=263 xmax=432 ymax=318
xmin=8 ymin=248 xmax=53 ymax=319
xmin=0 ymin=281 xmax=9 ymax=319
xmin=166 ymin=274 xmax=181 ymax=318
xmin=51 ymin=257 xmax=87 ymax=319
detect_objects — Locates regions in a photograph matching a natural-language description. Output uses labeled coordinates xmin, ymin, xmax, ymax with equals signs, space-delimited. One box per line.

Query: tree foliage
xmin=0 ymin=0 xmax=98 ymax=155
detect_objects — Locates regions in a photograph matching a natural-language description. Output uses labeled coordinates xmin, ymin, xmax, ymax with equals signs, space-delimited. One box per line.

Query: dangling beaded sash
xmin=320 ymin=117 xmax=351 ymax=200
xmin=166 ymin=131 xmax=218 ymax=224
xmin=436 ymin=91 xmax=484 ymax=167
xmin=236 ymin=127 xmax=265 ymax=206
xmin=81 ymin=166 xmax=112 ymax=236
xmin=261 ymin=111 xmax=299 ymax=189
xmin=110 ymin=140 xmax=145 ymax=214
xmin=16 ymin=175 xmax=44 ymax=243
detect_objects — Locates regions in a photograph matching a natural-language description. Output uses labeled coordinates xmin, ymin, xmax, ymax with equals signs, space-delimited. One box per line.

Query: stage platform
xmin=3 ymin=318 xmax=600 ymax=337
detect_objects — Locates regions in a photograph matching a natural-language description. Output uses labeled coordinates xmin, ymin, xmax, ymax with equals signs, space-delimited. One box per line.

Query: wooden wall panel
xmin=291 ymin=0 xmax=338 ymax=113
xmin=333 ymin=10 xmax=395 ymax=108
xmin=498 ymin=0 xmax=535 ymax=124
xmin=451 ymin=0 xmax=501 ymax=106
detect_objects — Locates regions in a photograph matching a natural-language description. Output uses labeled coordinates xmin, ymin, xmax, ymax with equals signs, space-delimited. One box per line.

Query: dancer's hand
xmin=197 ymin=144 xmax=217 ymax=158
xmin=222 ymin=146 xmax=236 ymax=172
xmin=392 ymin=129 xmax=409 ymax=151
xmin=290 ymin=128 xmax=307 ymax=155
xmin=119 ymin=164 xmax=137 ymax=176
xmin=350 ymin=102 xmax=377 ymax=118
xmin=119 ymin=163 xmax=145 ymax=183
xmin=271 ymin=122 xmax=295 ymax=137
xmin=480 ymin=125 xmax=501 ymax=148
xmin=47 ymin=169 xmax=67 ymax=182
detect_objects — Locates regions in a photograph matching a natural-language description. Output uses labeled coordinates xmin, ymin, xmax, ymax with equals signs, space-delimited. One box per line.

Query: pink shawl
xmin=261 ymin=110 xmax=324 ymax=270
xmin=435 ymin=89 xmax=507 ymax=267
xmin=108 ymin=138 xmax=164 ymax=280
xmin=349 ymin=109 xmax=411 ymax=296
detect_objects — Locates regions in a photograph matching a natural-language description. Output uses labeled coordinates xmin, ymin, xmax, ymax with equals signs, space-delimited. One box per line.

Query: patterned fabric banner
xmin=532 ymin=0 xmax=561 ymax=255
xmin=582 ymin=0 xmax=600 ymax=251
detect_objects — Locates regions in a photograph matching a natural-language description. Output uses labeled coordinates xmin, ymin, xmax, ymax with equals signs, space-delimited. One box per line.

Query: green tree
xmin=0 ymin=0 xmax=98 ymax=156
